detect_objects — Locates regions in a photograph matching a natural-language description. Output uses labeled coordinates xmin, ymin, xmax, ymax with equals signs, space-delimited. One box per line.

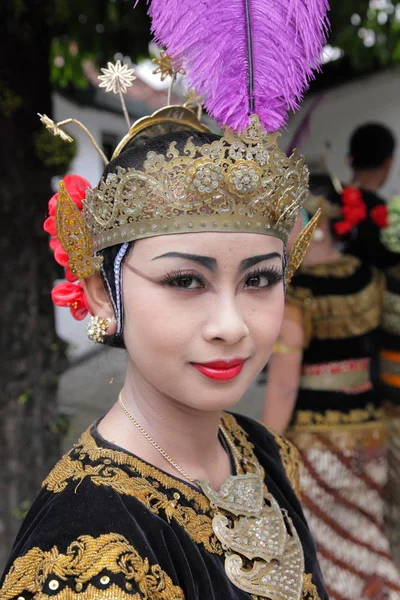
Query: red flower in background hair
xmin=334 ymin=186 xmax=367 ymax=237
xmin=370 ymin=204 xmax=388 ymax=229
xmin=43 ymin=175 xmax=92 ymax=320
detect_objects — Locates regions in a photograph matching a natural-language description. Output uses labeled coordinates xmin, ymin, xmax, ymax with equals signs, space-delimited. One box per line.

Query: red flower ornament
xmin=52 ymin=281 xmax=90 ymax=321
xmin=334 ymin=186 xmax=367 ymax=237
xmin=370 ymin=204 xmax=388 ymax=229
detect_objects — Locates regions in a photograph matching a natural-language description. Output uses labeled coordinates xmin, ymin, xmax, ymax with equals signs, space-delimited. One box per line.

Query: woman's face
xmin=122 ymin=232 xmax=285 ymax=411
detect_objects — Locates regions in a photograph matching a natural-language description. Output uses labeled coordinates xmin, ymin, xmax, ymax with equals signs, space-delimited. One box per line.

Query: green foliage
xmin=34 ymin=128 xmax=77 ymax=169
xmin=328 ymin=1 xmax=400 ymax=71
xmin=48 ymin=0 xmax=151 ymax=88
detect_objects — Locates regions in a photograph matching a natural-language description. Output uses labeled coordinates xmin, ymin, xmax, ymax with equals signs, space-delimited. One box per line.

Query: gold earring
xmin=86 ymin=316 xmax=111 ymax=343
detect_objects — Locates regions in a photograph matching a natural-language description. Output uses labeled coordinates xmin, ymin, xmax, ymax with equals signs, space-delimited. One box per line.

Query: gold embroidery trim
xmin=221 ymin=412 xmax=259 ymax=468
xmin=273 ymin=434 xmax=302 ymax=500
xmin=302 ymin=573 xmax=321 ymax=599
xmin=0 ymin=533 xmax=184 ymax=600
xmin=299 ymin=255 xmax=360 ymax=278
xmin=43 ymin=453 xmax=221 ymax=555
xmin=290 ymin=403 xmax=386 ymax=432
xmin=70 ymin=428 xmax=210 ymax=511
xmin=287 ymin=270 xmax=383 ymax=342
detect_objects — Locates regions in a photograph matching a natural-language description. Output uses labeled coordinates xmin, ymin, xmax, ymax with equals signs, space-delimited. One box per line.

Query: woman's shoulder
xmin=0 ymin=427 xmax=186 ymax=599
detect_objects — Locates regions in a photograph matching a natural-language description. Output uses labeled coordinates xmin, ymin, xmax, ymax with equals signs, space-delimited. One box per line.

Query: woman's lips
xmin=191 ymin=359 xmax=246 ymax=381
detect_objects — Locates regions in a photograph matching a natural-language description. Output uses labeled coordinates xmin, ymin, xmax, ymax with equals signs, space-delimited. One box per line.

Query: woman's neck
xmin=98 ymin=362 xmax=232 ymax=490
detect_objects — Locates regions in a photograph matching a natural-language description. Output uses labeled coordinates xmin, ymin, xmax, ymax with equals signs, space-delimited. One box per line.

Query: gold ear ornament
xmin=86 ymin=316 xmax=111 ymax=344
xmin=286 ymin=209 xmax=321 ymax=286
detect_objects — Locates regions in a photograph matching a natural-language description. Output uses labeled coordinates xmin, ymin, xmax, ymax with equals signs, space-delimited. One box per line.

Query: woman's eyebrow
xmin=240 ymin=252 xmax=281 ymax=271
xmin=152 ymin=252 xmax=217 ymax=271
xmin=152 ymin=251 xmax=281 ymax=272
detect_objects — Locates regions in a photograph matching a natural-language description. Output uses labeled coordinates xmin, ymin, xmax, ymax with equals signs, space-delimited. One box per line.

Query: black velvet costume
xmin=1 ymin=412 xmax=327 ymax=599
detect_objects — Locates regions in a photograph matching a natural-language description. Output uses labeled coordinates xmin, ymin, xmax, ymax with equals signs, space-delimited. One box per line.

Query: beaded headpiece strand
xmin=41 ymin=0 xmax=328 ymax=288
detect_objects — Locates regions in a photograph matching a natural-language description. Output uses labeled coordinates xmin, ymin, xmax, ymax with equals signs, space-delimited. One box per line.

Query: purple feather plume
xmin=146 ymin=0 xmax=329 ymax=132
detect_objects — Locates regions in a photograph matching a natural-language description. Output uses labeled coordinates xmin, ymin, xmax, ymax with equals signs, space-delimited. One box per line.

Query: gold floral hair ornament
xmin=152 ymin=51 xmax=186 ymax=82
xmin=152 ymin=51 xmax=186 ymax=105
xmin=56 ymin=181 xmax=103 ymax=279
xmin=98 ymin=60 xmax=136 ymax=129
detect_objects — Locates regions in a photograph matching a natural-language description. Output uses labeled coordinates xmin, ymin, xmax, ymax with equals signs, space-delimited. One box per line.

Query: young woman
xmin=0 ymin=1 xmax=330 ymax=597
xmin=264 ymin=175 xmax=400 ymax=598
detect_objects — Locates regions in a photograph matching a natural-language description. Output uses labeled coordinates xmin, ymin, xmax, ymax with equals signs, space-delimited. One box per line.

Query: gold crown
xmin=41 ymin=59 xmax=318 ymax=284
xmin=84 ymin=115 xmax=309 ymax=253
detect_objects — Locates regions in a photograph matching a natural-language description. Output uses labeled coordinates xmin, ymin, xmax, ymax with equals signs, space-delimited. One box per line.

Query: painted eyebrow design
xmin=152 ymin=251 xmax=281 ymax=272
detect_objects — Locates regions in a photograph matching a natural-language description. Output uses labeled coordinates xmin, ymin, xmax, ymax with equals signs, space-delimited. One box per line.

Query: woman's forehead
xmin=130 ymin=232 xmax=284 ymax=262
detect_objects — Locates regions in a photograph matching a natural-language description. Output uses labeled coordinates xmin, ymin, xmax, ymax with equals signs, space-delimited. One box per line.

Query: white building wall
xmin=280 ymin=68 xmax=400 ymax=199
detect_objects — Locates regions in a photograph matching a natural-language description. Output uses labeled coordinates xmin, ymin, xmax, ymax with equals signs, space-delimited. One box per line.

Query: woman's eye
xmin=170 ymin=276 xmax=204 ymax=289
xmin=246 ymin=274 xmax=269 ymax=288
xmin=244 ymin=270 xmax=282 ymax=288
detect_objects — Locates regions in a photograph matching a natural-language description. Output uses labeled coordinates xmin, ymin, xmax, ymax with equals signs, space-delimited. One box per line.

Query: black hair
xmin=349 ymin=122 xmax=396 ymax=170
xmin=308 ymin=173 xmax=340 ymax=205
xmin=98 ymin=129 xmax=221 ymax=348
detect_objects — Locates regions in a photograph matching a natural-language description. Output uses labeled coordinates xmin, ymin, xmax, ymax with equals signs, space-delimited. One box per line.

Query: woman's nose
xmin=201 ymin=295 xmax=249 ymax=345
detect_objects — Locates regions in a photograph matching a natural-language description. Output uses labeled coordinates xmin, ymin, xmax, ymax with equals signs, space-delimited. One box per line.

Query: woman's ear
xmin=81 ymin=273 xmax=117 ymax=335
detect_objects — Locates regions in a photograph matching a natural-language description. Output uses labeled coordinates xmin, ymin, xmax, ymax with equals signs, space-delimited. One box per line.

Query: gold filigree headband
xmin=84 ymin=115 xmax=309 ymax=253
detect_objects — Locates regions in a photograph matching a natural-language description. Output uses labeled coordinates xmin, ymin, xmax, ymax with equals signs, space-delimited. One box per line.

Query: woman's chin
xmin=177 ymin=378 xmax=256 ymax=412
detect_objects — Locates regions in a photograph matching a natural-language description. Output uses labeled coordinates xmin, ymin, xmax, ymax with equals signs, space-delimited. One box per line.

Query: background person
xmin=263 ymin=174 xmax=400 ymax=599
xmin=343 ymin=122 xmax=398 ymax=269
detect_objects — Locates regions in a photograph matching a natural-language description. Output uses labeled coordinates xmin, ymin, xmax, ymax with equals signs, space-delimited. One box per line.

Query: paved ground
xmin=59 ymin=348 xmax=266 ymax=452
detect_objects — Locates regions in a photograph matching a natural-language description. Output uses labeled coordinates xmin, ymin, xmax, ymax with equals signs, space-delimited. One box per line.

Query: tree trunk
xmin=0 ymin=1 xmax=67 ymax=567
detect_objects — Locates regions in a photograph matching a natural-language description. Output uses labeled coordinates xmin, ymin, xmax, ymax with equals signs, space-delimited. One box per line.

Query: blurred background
xmin=1 ymin=0 xmax=400 ymax=567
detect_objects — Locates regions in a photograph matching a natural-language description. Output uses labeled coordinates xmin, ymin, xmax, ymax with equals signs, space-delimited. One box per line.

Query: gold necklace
xmin=118 ymin=392 xmax=241 ymax=483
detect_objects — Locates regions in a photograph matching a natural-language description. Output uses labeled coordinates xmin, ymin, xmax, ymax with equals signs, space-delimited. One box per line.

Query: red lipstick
xmin=191 ymin=359 xmax=245 ymax=381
